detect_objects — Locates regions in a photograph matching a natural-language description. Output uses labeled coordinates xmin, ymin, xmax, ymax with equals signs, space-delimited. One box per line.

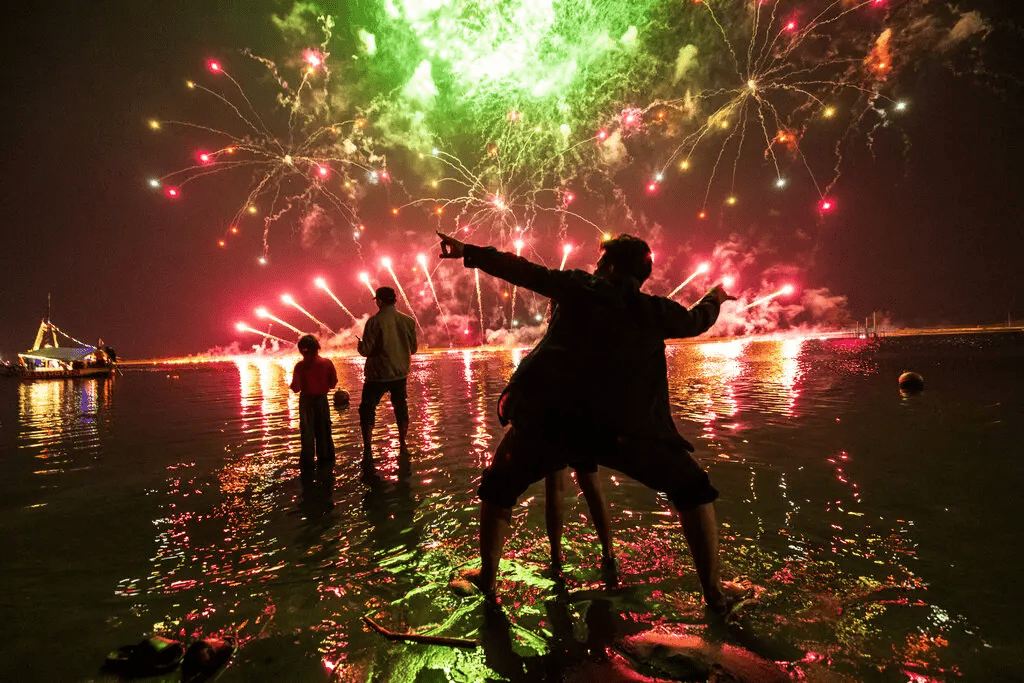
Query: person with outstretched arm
xmin=437 ymin=230 xmax=747 ymax=615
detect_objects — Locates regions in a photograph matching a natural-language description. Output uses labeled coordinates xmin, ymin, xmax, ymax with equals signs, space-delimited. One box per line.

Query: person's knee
xmin=669 ymin=480 xmax=719 ymax=513
xmin=358 ymin=403 xmax=375 ymax=424
xmin=479 ymin=468 xmax=528 ymax=509
xmin=546 ymin=470 xmax=567 ymax=495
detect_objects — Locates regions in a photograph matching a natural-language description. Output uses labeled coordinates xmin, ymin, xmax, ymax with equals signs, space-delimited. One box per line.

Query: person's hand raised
xmin=707 ymin=284 xmax=737 ymax=306
xmin=437 ymin=231 xmax=465 ymax=259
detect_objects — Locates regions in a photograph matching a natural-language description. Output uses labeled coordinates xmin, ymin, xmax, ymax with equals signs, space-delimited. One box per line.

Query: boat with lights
xmin=9 ymin=305 xmax=116 ymax=380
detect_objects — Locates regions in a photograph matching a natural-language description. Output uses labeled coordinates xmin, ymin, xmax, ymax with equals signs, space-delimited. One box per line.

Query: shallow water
xmin=1 ymin=333 xmax=1022 ymax=681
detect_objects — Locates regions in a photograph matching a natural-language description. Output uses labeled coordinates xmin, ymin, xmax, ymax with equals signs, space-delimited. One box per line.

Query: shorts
xmin=478 ymin=424 xmax=718 ymax=512
xmin=359 ymin=378 xmax=409 ymax=425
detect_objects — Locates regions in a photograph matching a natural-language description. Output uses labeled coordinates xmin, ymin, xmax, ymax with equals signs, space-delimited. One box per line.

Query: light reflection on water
xmin=3 ymin=334 xmax=1023 ymax=681
xmin=17 ymin=378 xmax=111 ymax=480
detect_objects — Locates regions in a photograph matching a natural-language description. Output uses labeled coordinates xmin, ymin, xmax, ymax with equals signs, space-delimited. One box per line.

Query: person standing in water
xmin=289 ymin=335 xmax=338 ymax=488
xmin=357 ymin=286 xmax=418 ymax=476
xmin=437 ymin=231 xmax=746 ymax=614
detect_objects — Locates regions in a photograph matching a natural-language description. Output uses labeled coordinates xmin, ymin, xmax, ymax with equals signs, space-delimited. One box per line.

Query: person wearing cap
xmin=357 ymin=286 xmax=418 ymax=473
xmin=289 ymin=334 xmax=338 ymax=487
xmin=436 ymin=230 xmax=749 ymax=615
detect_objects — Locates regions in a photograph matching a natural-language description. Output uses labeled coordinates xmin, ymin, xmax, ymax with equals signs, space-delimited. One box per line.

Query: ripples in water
xmin=2 ymin=333 xmax=1022 ymax=681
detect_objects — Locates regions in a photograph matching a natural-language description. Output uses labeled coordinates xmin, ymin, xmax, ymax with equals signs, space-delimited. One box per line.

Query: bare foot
xmin=706 ymin=580 xmax=757 ymax=618
xmin=449 ymin=568 xmax=495 ymax=599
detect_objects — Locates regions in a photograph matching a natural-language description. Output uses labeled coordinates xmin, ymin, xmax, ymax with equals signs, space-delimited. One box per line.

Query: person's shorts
xmin=478 ymin=423 xmax=718 ymax=512
xmin=358 ymin=378 xmax=408 ymax=423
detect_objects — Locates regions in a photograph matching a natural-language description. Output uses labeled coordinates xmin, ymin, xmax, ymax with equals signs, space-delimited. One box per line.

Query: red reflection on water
xmin=462 ymin=349 xmax=493 ymax=468
xmin=695 ymin=339 xmax=746 ymax=443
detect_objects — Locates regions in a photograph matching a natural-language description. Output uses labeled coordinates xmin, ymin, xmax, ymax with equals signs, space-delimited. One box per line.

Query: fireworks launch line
xmin=235 ymin=323 xmax=289 ymax=345
xmin=315 ymin=278 xmax=357 ymax=323
xmin=668 ymin=263 xmax=710 ymax=299
xmin=282 ymin=294 xmax=334 ymax=334
xmin=255 ymin=307 xmax=304 ymax=336
xmin=741 ymin=285 xmax=796 ymax=311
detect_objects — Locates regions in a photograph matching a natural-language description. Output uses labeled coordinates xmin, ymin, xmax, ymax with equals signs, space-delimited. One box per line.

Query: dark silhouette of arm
xmin=463 ymin=245 xmax=581 ymax=301
xmin=654 ymin=292 xmax=721 ymax=339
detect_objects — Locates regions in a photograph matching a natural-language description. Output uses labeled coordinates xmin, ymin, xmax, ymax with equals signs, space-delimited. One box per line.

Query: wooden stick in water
xmin=361 ymin=616 xmax=478 ymax=649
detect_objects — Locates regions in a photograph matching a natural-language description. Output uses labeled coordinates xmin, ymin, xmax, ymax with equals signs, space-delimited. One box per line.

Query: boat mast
xmin=32 ymin=294 xmax=58 ymax=350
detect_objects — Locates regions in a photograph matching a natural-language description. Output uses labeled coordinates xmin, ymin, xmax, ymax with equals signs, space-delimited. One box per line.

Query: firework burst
xmin=149 ymin=21 xmax=382 ymax=261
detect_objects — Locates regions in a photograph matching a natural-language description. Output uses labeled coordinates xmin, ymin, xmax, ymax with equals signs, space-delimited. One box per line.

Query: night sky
xmin=1 ymin=0 xmax=1022 ymax=360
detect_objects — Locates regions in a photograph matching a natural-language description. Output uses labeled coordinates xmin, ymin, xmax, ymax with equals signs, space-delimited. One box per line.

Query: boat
xmin=8 ymin=305 xmax=117 ymax=380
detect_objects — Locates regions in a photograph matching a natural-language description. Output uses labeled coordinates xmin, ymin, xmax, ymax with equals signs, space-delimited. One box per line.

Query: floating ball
xmin=898 ymin=371 xmax=924 ymax=393
xmin=333 ymin=389 xmax=351 ymax=410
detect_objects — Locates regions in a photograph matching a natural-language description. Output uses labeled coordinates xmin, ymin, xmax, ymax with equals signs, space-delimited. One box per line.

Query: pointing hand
xmin=707 ymin=285 xmax=737 ymax=305
xmin=437 ymin=231 xmax=465 ymax=259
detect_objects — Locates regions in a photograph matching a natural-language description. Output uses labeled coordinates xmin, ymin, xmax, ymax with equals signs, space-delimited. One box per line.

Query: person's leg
xmin=679 ymin=502 xmax=723 ymax=606
xmin=298 ymin=396 xmax=316 ymax=485
xmin=600 ymin=437 xmax=732 ymax=610
xmin=359 ymin=382 xmax=386 ymax=465
xmin=464 ymin=425 xmax=559 ymax=595
xmin=544 ymin=469 xmax=567 ymax=567
xmin=475 ymin=499 xmax=513 ymax=592
xmin=389 ymin=378 xmax=410 ymax=453
xmin=313 ymin=396 xmax=335 ymax=486
xmin=576 ymin=469 xmax=614 ymax=562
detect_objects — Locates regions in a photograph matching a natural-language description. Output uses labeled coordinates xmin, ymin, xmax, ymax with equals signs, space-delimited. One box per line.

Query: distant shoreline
xmin=119 ymin=325 xmax=1024 ymax=367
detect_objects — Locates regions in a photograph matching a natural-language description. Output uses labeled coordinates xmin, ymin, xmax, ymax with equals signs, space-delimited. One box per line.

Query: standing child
xmin=290 ymin=335 xmax=338 ymax=487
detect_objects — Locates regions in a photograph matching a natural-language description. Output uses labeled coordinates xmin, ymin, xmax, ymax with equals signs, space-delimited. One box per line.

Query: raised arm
xmin=657 ymin=286 xmax=735 ymax=339
xmin=438 ymin=232 xmax=580 ymax=300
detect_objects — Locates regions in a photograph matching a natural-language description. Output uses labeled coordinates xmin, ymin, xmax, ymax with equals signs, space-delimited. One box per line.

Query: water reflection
xmin=89 ymin=339 xmax=998 ymax=680
xmin=17 ymin=377 xmax=112 ymax=479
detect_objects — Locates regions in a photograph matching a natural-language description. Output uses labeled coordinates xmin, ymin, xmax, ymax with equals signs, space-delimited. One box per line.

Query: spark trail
xmin=742 ymin=285 xmax=795 ymax=311
xmin=358 ymin=272 xmax=376 ymax=297
xmin=236 ymin=323 xmax=289 ymax=345
xmin=559 ymin=244 xmax=573 ymax=271
xmin=281 ymin=294 xmax=333 ymax=333
xmin=510 ymin=240 xmax=524 ymax=328
xmin=255 ymin=307 xmax=304 ymax=335
xmin=315 ymin=278 xmax=357 ymax=323
xmin=381 ymin=258 xmax=423 ymax=331
xmin=418 ymin=253 xmax=450 ymax=341
xmin=668 ymin=263 xmax=710 ymax=299
xmin=475 ymin=269 xmax=484 ymax=341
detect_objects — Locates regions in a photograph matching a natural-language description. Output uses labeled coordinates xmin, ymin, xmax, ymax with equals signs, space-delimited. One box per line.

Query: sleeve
xmin=463 ymin=244 xmax=582 ymax=301
xmin=408 ymin=318 xmax=418 ymax=355
xmin=357 ymin=318 xmax=377 ymax=357
xmin=289 ymin=362 xmax=303 ymax=393
xmin=656 ymin=292 xmax=721 ymax=339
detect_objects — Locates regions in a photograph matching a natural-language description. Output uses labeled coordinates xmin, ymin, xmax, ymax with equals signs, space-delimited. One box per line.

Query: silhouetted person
xmin=357 ymin=286 xmax=418 ymax=476
xmin=438 ymin=231 xmax=745 ymax=615
xmin=290 ymin=335 xmax=338 ymax=488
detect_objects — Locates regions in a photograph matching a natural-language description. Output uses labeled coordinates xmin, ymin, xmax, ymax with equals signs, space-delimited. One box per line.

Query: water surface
xmin=1 ymin=334 xmax=1021 ymax=681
